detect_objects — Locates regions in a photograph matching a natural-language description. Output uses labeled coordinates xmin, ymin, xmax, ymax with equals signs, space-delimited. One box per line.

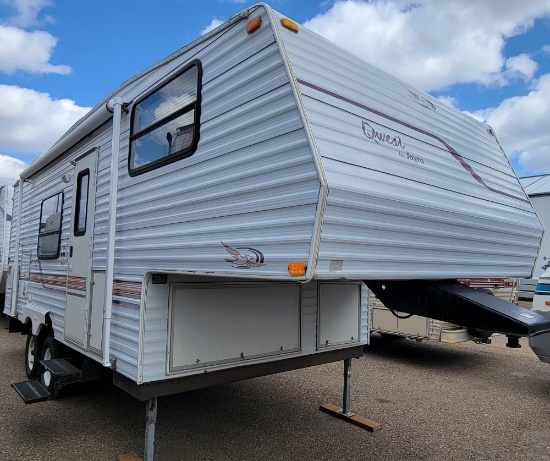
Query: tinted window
xmin=37 ymin=192 xmax=63 ymax=259
xmin=74 ymin=170 xmax=89 ymax=235
xmin=129 ymin=61 xmax=202 ymax=175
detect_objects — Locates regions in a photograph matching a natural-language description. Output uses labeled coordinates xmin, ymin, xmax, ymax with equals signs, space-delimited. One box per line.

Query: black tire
xmin=24 ymin=332 xmax=42 ymax=379
xmin=39 ymin=336 xmax=62 ymax=396
xmin=467 ymin=327 xmax=493 ymax=339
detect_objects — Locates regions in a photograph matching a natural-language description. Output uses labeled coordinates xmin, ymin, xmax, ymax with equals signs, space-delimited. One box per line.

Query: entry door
xmin=64 ymin=151 xmax=97 ymax=348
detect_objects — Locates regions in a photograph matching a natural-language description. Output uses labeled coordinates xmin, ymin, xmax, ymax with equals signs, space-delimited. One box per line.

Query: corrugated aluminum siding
xmin=16 ymin=161 xmax=73 ymax=337
xmin=521 ymin=174 xmax=550 ymax=196
xmin=94 ymin=7 xmax=321 ymax=381
xmin=0 ymin=185 xmax=12 ymax=271
xmin=141 ymin=278 xmax=368 ymax=383
xmin=278 ymin=14 xmax=542 ymax=279
xmin=3 ymin=184 xmax=16 ymax=313
xmin=105 ymin=7 xmax=320 ymax=281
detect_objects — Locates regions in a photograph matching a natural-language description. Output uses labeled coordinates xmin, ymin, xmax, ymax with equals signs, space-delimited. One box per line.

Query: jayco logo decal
xmin=222 ymin=242 xmax=266 ymax=269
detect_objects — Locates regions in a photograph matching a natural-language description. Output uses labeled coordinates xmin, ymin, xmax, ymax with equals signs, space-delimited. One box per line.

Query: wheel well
xmin=38 ymin=314 xmax=54 ymax=339
xmin=24 ymin=313 xmax=54 ymax=339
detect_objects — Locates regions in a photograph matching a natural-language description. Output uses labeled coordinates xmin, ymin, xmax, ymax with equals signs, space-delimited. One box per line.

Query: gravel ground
xmin=2 ymin=312 xmax=550 ymax=461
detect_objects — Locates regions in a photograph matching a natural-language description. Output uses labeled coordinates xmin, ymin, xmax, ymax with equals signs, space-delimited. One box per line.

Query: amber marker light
xmin=246 ymin=17 xmax=262 ymax=34
xmin=281 ymin=18 xmax=299 ymax=33
xmin=546 ymin=301 xmax=550 ymax=306
xmin=288 ymin=262 xmax=307 ymax=276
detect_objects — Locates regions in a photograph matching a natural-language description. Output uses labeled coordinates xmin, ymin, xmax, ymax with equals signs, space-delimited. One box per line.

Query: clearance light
xmin=546 ymin=301 xmax=550 ymax=306
xmin=281 ymin=18 xmax=299 ymax=33
xmin=246 ymin=17 xmax=262 ymax=34
xmin=288 ymin=262 xmax=307 ymax=276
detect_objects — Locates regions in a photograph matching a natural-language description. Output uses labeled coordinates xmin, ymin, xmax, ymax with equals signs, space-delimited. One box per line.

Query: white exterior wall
xmin=140 ymin=277 xmax=369 ymax=384
xmin=521 ymin=174 xmax=550 ymax=278
xmin=0 ymin=185 xmax=12 ymax=272
xmin=530 ymin=195 xmax=549 ymax=277
xmin=103 ymin=6 xmax=321 ymax=282
xmin=277 ymin=13 xmax=542 ymax=279
xmin=3 ymin=184 xmax=18 ymax=313
xmin=6 ymin=6 xmax=325 ymax=384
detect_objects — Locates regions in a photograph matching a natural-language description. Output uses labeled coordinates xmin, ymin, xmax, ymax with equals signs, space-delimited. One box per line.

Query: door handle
xmin=70 ymin=246 xmax=73 ymax=257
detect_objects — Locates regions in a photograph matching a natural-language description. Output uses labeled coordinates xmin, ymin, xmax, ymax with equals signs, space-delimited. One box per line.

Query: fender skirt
xmin=365 ymin=280 xmax=550 ymax=338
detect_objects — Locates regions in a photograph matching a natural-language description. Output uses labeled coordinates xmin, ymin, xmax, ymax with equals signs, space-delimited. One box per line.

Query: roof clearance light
xmin=288 ymin=262 xmax=307 ymax=276
xmin=281 ymin=18 xmax=299 ymax=33
xmin=246 ymin=17 xmax=262 ymax=34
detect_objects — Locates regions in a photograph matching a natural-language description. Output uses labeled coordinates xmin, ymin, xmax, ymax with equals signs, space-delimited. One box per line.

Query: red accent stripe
xmin=297 ymin=79 xmax=529 ymax=204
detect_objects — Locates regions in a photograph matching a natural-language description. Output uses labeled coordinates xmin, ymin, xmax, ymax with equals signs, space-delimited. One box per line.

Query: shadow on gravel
xmin=364 ymin=334 xmax=488 ymax=370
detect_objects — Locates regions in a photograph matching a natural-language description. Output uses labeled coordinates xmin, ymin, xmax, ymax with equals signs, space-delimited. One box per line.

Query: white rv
xmin=529 ymin=264 xmax=550 ymax=363
xmin=518 ymin=174 xmax=550 ymax=299
xmin=0 ymin=185 xmax=13 ymax=309
xmin=4 ymin=3 xmax=549 ymax=459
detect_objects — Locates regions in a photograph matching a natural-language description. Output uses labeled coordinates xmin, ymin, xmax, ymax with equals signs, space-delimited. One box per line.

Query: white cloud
xmin=504 ymin=54 xmax=538 ymax=82
xmin=200 ymin=18 xmax=224 ymax=36
xmin=482 ymin=73 xmax=550 ymax=175
xmin=0 ymin=154 xmax=26 ymax=187
xmin=543 ymin=44 xmax=550 ymax=55
xmin=436 ymin=95 xmax=458 ymax=109
xmin=0 ymin=25 xmax=70 ymax=74
xmin=0 ymin=84 xmax=90 ymax=154
xmin=1 ymin=0 xmax=53 ymax=27
xmin=303 ymin=0 xmax=550 ymax=92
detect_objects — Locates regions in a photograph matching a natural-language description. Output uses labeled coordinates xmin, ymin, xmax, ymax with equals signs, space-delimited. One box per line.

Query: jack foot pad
xmin=320 ymin=403 xmax=382 ymax=432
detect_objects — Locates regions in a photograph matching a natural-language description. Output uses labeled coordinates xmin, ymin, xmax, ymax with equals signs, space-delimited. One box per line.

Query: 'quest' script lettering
xmin=362 ymin=121 xmax=406 ymax=150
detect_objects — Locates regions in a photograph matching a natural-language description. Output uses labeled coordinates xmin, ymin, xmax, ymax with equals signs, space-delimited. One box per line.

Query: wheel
xmin=467 ymin=327 xmax=493 ymax=339
xmin=24 ymin=332 xmax=42 ymax=379
xmin=39 ymin=336 xmax=62 ymax=396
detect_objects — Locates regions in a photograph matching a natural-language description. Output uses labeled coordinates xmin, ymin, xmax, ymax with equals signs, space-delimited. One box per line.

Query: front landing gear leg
xmin=144 ymin=397 xmax=158 ymax=461
xmin=319 ymin=358 xmax=381 ymax=432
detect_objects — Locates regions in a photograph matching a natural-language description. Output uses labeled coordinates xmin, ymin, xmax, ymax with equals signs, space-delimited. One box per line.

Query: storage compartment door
xmin=169 ymin=283 xmax=301 ymax=372
xmin=318 ymin=283 xmax=361 ymax=349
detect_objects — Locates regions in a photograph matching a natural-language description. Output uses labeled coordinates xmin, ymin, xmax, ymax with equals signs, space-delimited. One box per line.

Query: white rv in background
xmin=4 ymin=3 xmax=549 ymax=459
xmin=370 ymin=279 xmax=517 ymax=344
xmin=518 ymin=174 xmax=550 ymax=300
xmin=0 ymin=185 xmax=13 ymax=309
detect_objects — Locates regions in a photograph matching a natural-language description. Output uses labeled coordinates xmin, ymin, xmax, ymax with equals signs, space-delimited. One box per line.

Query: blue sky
xmin=0 ymin=0 xmax=549 ymax=186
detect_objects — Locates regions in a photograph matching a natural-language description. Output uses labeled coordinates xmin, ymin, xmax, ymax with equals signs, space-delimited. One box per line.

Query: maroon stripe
xmin=297 ymin=79 xmax=529 ymax=204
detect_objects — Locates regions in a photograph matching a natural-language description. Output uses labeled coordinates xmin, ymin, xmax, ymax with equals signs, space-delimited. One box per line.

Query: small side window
xmin=74 ymin=170 xmax=89 ymax=236
xmin=37 ymin=192 xmax=64 ymax=260
xmin=129 ymin=60 xmax=202 ymax=176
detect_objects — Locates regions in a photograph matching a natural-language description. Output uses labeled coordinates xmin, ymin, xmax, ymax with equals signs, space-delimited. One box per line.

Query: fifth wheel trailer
xmin=4 ymin=3 xmax=550 ymax=459
xmin=518 ymin=174 xmax=550 ymax=299
xmin=0 ymin=185 xmax=12 ymax=310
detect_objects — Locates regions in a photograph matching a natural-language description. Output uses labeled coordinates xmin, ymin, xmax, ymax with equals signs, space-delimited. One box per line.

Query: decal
xmin=362 ymin=119 xmax=425 ymax=165
xmin=222 ymin=242 xmax=266 ymax=269
xmin=362 ymin=121 xmax=406 ymax=150
xmin=297 ymin=78 xmax=529 ymax=204
xmin=407 ymin=89 xmax=437 ymax=111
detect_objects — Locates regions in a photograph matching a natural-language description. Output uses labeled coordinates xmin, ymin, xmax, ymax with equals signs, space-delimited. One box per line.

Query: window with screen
xmin=74 ymin=170 xmax=89 ymax=236
xmin=37 ymin=192 xmax=63 ymax=260
xmin=129 ymin=60 xmax=202 ymax=176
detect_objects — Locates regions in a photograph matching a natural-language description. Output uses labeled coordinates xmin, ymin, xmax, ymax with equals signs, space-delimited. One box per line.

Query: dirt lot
xmin=1 ymin=313 xmax=550 ymax=461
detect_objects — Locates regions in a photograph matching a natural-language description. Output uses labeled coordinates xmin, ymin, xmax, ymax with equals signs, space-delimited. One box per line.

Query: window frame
xmin=128 ymin=59 xmax=203 ymax=177
xmin=74 ymin=169 xmax=90 ymax=236
xmin=37 ymin=191 xmax=64 ymax=260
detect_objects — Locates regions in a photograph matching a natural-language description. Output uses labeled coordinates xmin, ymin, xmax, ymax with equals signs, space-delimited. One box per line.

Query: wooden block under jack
xmin=319 ymin=403 xmax=382 ymax=432
xmin=116 ymin=452 xmax=143 ymax=461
